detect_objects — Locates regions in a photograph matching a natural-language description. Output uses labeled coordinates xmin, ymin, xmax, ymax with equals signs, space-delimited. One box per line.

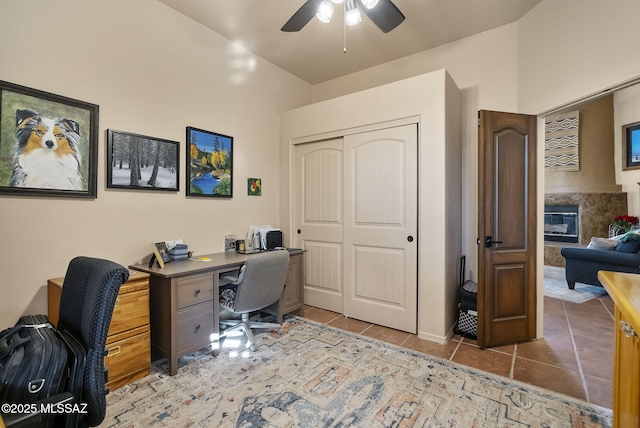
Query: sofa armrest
xmin=561 ymin=247 xmax=640 ymax=267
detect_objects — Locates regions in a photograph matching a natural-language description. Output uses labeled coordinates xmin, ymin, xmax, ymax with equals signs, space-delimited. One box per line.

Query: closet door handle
xmin=407 ymin=236 xmax=414 ymax=242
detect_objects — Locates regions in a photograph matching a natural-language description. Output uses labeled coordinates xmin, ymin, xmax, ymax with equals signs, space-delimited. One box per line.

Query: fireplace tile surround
xmin=544 ymin=192 xmax=627 ymax=267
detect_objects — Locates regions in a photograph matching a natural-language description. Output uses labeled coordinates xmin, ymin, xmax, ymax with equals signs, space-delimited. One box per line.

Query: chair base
xmin=220 ymin=312 xmax=281 ymax=350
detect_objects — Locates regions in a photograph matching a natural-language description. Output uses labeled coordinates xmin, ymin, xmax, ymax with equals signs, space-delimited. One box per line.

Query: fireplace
xmin=544 ymin=205 xmax=579 ymax=243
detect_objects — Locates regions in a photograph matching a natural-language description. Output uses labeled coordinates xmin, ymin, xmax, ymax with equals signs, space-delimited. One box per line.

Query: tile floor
xmin=302 ymin=293 xmax=615 ymax=409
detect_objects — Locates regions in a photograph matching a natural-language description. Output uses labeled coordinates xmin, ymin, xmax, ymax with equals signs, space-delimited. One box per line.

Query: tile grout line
xmin=509 ymin=343 xmax=517 ymax=379
xmin=563 ymin=300 xmax=590 ymax=403
xmin=449 ymin=337 xmax=463 ymax=361
xmin=599 ymin=297 xmax=614 ymax=320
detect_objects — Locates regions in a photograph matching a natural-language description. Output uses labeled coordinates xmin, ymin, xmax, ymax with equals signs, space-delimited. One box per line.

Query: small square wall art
xmin=248 ymin=177 xmax=261 ymax=196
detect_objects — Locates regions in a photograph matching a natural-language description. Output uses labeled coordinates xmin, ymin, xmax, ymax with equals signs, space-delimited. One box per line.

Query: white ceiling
xmin=157 ymin=0 xmax=542 ymax=85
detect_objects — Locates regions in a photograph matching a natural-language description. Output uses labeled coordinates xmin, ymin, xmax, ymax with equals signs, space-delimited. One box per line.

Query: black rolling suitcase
xmin=0 ymin=314 xmax=69 ymax=425
xmin=454 ymin=256 xmax=478 ymax=339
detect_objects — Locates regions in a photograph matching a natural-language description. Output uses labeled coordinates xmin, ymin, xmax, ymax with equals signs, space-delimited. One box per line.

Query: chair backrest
xmin=232 ymin=250 xmax=290 ymax=313
xmin=56 ymin=256 xmax=129 ymax=427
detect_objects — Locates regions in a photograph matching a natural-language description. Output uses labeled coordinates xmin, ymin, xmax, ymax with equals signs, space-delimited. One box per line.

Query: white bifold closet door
xmin=293 ymin=124 xmax=418 ymax=333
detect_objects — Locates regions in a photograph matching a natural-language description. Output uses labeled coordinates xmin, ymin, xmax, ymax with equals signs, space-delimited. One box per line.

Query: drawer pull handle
xmin=107 ymin=346 xmax=121 ymax=357
xmin=194 ymin=289 xmax=201 ymax=297
xmin=194 ymin=324 xmax=201 ymax=332
xmin=620 ymin=320 xmax=637 ymax=337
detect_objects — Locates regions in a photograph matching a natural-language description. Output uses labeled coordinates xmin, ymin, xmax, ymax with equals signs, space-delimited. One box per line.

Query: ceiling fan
xmin=281 ymin=0 xmax=405 ymax=33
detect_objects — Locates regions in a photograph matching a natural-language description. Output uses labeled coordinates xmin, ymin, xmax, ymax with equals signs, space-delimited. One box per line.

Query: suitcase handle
xmin=460 ymin=255 xmax=466 ymax=287
xmin=0 ymin=325 xmax=30 ymax=359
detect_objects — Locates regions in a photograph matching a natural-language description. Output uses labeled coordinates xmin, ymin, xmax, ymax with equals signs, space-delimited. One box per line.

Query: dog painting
xmin=10 ymin=109 xmax=83 ymax=190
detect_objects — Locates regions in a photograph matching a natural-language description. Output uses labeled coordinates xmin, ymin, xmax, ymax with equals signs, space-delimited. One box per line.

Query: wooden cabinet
xmin=48 ymin=271 xmax=151 ymax=391
xmin=265 ymin=251 xmax=305 ymax=323
xmin=147 ymin=271 xmax=219 ymax=376
xmin=614 ymin=307 xmax=640 ymax=427
xmin=598 ymin=270 xmax=640 ymax=427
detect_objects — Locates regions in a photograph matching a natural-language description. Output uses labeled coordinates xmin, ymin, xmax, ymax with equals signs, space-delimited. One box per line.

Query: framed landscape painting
xmin=107 ymin=129 xmax=179 ymax=191
xmin=186 ymin=126 xmax=233 ymax=198
xmin=0 ymin=80 xmax=98 ymax=198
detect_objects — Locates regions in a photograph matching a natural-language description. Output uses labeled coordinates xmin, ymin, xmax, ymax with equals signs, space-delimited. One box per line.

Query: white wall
xmin=615 ymin=85 xmax=640 ymax=216
xmin=280 ymin=70 xmax=462 ymax=342
xmin=0 ymin=0 xmax=312 ymax=327
xmin=313 ymin=23 xmax=520 ymax=287
xmin=518 ymin=0 xmax=640 ymax=115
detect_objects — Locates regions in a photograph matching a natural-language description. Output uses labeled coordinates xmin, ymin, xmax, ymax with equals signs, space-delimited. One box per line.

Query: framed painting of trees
xmin=186 ymin=126 xmax=233 ymax=198
xmin=106 ymin=129 xmax=179 ymax=191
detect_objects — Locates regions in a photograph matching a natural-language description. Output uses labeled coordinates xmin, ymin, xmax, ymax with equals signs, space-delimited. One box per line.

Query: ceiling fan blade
xmin=281 ymin=0 xmax=324 ymax=32
xmin=357 ymin=0 xmax=405 ymax=33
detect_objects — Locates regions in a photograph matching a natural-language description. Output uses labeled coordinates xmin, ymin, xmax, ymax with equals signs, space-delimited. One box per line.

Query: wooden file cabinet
xmin=47 ymin=271 xmax=151 ymax=390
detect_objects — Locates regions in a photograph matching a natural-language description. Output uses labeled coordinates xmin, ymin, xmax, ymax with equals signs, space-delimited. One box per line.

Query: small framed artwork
xmin=248 ymin=177 xmax=262 ymax=196
xmin=0 ymin=80 xmax=99 ymax=198
xmin=186 ymin=127 xmax=233 ymax=197
xmin=107 ymin=129 xmax=179 ymax=191
xmin=150 ymin=242 xmax=171 ymax=268
xmin=623 ymin=121 xmax=640 ymax=170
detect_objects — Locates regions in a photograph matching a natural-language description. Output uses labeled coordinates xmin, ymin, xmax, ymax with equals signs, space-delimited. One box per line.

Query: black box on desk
xmin=266 ymin=230 xmax=283 ymax=250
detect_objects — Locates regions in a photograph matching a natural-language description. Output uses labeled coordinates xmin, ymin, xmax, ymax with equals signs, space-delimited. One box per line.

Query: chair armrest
xmin=220 ymin=265 xmax=246 ymax=286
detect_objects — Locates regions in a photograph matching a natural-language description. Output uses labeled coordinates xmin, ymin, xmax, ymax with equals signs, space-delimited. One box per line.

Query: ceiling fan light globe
xmin=345 ymin=8 xmax=361 ymax=26
xmin=331 ymin=0 xmax=344 ymax=3
xmin=361 ymin=0 xmax=379 ymax=9
xmin=316 ymin=0 xmax=334 ymax=23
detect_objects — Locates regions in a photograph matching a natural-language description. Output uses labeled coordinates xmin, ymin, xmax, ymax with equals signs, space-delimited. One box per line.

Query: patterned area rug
xmin=544 ymin=265 xmax=607 ymax=304
xmin=101 ymin=317 xmax=612 ymax=427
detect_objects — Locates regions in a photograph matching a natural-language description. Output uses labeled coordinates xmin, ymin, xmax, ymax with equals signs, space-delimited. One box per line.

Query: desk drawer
xmin=177 ymin=303 xmax=214 ymax=352
xmin=109 ymin=289 xmax=149 ymax=337
xmin=105 ymin=328 xmax=150 ymax=389
xmin=177 ymin=274 xmax=214 ymax=309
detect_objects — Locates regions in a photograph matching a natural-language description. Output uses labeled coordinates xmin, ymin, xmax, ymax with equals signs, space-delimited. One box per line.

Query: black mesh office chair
xmin=2 ymin=256 xmax=129 ymax=428
xmin=219 ymin=250 xmax=289 ymax=350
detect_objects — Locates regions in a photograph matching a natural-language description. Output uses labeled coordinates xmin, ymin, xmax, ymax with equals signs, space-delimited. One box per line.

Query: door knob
xmin=407 ymin=236 xmax=414 ymax=242
xmin=484 ymin=236 xmax=503 ymax=247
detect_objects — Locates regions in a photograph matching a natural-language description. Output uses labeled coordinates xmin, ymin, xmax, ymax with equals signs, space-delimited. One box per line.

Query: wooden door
xmin=343 ymin=125 xmax=418 ymax=333
xmin=293 ymin=138 xmax=344 ymax=312
xmin=477 ymin=110 xmax=537 ymax=347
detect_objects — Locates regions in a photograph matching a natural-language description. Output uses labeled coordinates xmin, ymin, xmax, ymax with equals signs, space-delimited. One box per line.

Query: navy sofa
xmin=561 ymin=240 xmax=640 ymax=289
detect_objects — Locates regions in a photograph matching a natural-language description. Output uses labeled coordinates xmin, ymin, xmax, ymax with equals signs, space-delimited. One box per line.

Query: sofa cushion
xmin=620 ymin=230 xmax=640 ymax=242
xmin=586 ymin=237 xmax=619 ymax=250
xmin=616 ymin=240 xmax=640 ymax=253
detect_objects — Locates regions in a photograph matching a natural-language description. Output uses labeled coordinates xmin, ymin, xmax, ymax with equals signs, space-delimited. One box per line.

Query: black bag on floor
xmin=0 ymin=314 xmax=69 ymax=406
xmin=454 ymin=255 xmax=478 ymax=339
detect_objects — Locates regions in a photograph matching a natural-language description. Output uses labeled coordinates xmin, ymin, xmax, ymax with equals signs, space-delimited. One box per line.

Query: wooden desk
xmin=130 ymin=249 xmax=304 ymax=375
xmin=598 ymin=270 xmax=640 ymax=428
